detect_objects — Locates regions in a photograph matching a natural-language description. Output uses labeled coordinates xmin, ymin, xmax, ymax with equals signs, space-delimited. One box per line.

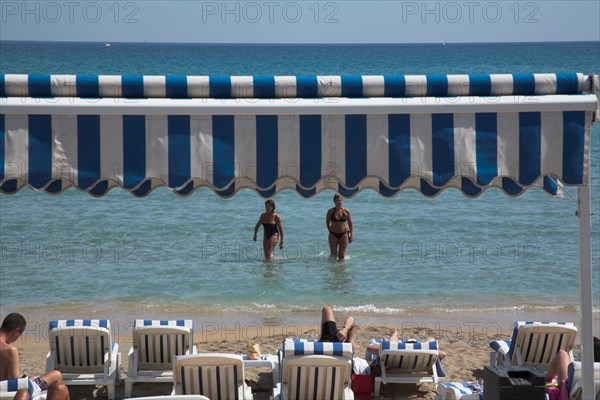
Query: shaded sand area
xmin=12 ymin=317 xmax=584 ymax=400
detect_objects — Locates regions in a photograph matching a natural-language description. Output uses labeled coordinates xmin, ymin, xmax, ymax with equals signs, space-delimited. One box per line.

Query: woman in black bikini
xmin=326 ymin=194 xmax=354 ymax=260
xmin=253 ymin=200 xmax=284 ymax=260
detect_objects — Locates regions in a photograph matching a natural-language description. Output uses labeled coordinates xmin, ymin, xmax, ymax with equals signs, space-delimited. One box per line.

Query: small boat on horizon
xmin=104 ymin=43 xmax=111 ymax=47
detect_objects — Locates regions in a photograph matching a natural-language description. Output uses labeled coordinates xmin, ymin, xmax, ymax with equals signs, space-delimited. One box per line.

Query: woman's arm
xmin=325 ymin=209 xmax=332 ymax=232
xmin=346 ymin=209 xmax=354 ymax=242
xmin=253 ymin=213 xmax=264 ymax=241
xmin=276 ymin=214 xmax=284 ymax=249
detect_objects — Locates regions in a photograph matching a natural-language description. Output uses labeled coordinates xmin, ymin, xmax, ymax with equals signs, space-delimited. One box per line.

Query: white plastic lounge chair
xmin=125 ymin=319 xmax=196 ymax=397
xmin=375 ymin=340 xmax=443 ymax=397
xmin=434 ymin=381 xmax=482 ymax=400
xmin=489 ymin=321 xmax=577 ymax=367
xmin=565 ymin=361 xmax=600 ymax=400
xmin=45 ymin=319 xmax=121 ymax=400
xmin=0 ymin=378 xmax=33 ymax=400
xmin=173 ymin=353 xmax=253 ymax=400
xmin=274 ymin=339 xmax=354 ymax=400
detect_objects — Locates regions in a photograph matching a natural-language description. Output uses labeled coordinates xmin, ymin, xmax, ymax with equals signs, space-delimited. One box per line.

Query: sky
xmin=1 ymin=0 xmax=599 ymax=43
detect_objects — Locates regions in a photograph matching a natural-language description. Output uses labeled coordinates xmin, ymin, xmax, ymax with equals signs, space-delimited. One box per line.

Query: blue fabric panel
xmin=0 ymin=114 xmax=4 ymax=180
xmin=215 ymin=184 xmax=235 ymax=197
xmin=469 ymin=74 xmax=492 ymax=96
xmin=345 ymin=115 xmax=367 ymax=187
xmin=338 ymin=185 xmax=358 ymax=197
xmin=341 ymin=76 xmax=363 ymax=97
xmin=46 ymin=180 xmax=62 ymax=193
xmin=384 ymin=75 xmax=406 ymax=97
xmin=296 ymin=76 xmax=318 ymax=98
xmin=562 ymin=111 xmax=585 ymax=184
xmin=122 ymin=75 xmax=145 ymax=98
xmin=28 ymin=74 xmax=52 ymax=97
xmin=0 ymin=180 xmax=17 ymax=193
xmin=176 ymin=182 xmax=195 ymax=196
xmin=475 ymin=113 xmax=498 ymax=185
xmin=77 ymin=115 xmax=101 ymax=189
xmin=210 ymin=76 xmax=231 ymax=98
xmin=89 ymin=181 xmax=108 ymax=196
xmin=426 ymin=75 xmax=448 ymax=97
xmin=502 ymin=178 xmax=523 ymax=195
xmin=420 ymin=179 xmax=441 ymax=197
xmin=76 ymin=75 xmax=99 ymax=97
xmin=256 ymin=115 xmax=278 ymax=189
xmin=543 ymin=176 xmax=558 ymax=195
xmin=461 ymin=178 xmax=482 ymax=196
xmin=378 ymin=182 xmax=399 ymax=197
xmin=513 ymin=74 xmax=536 ymax=95
xmin=299 ymin=115 xmax=322 ymax=187
xmin=295 ymin=185 xmax=316 ymax=198
xmin=123 ymin=115 xmax=146 ymax=189
xmin=168 ymin=115 xmax=191 ymax=188
xmin=313 ymin=342 xmax=324 ymax=354
xmin=556 ymin=73 xmax=579 ymax=94
xmin=257 ymin=186 xmax=277 ymax=198
xmin=518 ymin=112 xmax=541 ymax=185
xmin=253 ymin=76 xmax=276 ymax=98
xmin=166 ymin=76 xmax=188 ymax=98
xmin=0 ymin=74 xmax=5 ymax=97
xmin=294 ymin=341 xmax=305 ymax=355
xmin=432 ymin=114 xmax=455 ymax=187
xmin=132 ymin=180 xmax=152 ymax=197
xmin=28 ymin=115 xmax=52 ymax=189
xmin=212 ymin=115 xmax=235 ymax=189
xmin=388 ymin=114 xmax=411 ymax=186
xmin=49 ymin=320 xmax=58 ymax=329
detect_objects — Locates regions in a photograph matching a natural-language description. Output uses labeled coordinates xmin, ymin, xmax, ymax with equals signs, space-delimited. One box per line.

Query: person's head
xmin=333 ymin=194 xmax=343 ymax=206
xmin=594 ymin=336 xmax=600 ymax=362
xmin=265 ymin=200 xmax=275 ymax=211
xmin=0 ymin=313 xmax=26 ymax=341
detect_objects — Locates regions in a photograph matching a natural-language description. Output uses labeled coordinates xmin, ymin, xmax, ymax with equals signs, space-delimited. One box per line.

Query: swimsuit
xmin=262 ymin=223 xmax=279 ymax=239
xmin=329 ymin=208 xmax=348 ymax=240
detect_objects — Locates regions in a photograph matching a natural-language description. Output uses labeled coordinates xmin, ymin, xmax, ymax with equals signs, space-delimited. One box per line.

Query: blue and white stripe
xmin=0 ymin=73 xmax=591 ymax=99
xmin=282 ymin=339 xmax=354 ymax=359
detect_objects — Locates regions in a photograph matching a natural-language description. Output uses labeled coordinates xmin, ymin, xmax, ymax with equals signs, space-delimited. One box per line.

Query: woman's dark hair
xmin=265 ymin=200 xmax=275 ymax=210
xmin=333 ymin=194 xmax=342 ymax=202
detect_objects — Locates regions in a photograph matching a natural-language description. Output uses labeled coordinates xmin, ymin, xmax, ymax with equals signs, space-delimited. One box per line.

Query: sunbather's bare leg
xmin=321 ymin=305 xmax=335 ymax=325
xmin=14 ymin=390 xmax=29 ymax=400
xmin=546 ymin=349 xmax=569 ymax=388
xmin=389 ymin=328 xmax=399 ymax=341
xmin=422 ymin=336 xmax=446 ymax=359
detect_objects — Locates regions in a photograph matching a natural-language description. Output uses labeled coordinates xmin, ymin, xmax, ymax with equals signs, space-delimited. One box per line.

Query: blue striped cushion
xmin=49 ymin=319 xmax=110 ymax=330
xmin=282 ymin=339 xmax=354 ymax=359
xmin=381 ymin=340 xmax=438 ymax=351
xmin=0 ymin=378 xmax=32 ymax=398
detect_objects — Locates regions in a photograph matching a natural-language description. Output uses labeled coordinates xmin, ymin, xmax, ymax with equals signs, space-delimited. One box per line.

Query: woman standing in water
xmin=253 ymin=200 xmax=284 ymax=260
xmin=326 ymin=194 xmax=354 ymax=259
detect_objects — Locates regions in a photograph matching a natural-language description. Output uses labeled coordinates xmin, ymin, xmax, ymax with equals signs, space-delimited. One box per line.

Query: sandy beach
xmin=11 ymin=312 xmax=584 ymax=400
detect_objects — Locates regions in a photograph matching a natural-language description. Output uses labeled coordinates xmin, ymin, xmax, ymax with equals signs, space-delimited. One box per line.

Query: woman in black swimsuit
xmin=253 ymin=200 xmax=284 ymax=260
xmin=326 ymin=194 xmax=353 ymax=260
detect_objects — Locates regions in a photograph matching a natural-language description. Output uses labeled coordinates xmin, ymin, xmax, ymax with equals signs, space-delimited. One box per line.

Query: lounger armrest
xmin=272 ymin=382 xmax=281 ymax=400
xmin=46 ymin=350 xmax=56 ymax=372
xmin=127 ymin=347 xmax=138 ymax=379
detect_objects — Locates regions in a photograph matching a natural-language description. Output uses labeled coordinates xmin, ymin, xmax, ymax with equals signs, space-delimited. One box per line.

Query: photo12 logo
xmin=200 ymin=1 xmax=340 ymax=24
xmin=1 ymin=1 xmax=140 ymax=24
xmin=400 ymin=1 xmax=540 ymax=24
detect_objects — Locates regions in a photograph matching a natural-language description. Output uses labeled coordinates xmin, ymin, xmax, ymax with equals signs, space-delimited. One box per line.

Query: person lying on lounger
xmin=0 ymin=312 xmax=70 ymax=400
xmin=319 ymin=305 xmax=356 ymax=350
xmin=545 ymin=336 xmax=600 ymax=400
xmin=365 ymin=328 xmax=447 ymax=361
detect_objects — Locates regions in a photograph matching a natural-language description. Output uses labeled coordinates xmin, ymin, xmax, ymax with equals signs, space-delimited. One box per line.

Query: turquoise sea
xmin=0 ymin=41 xmax=599 ymax=330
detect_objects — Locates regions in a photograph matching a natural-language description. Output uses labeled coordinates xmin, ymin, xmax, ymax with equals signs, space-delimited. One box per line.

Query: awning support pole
xmin=577 ymin=183 xmax=594 ymax=400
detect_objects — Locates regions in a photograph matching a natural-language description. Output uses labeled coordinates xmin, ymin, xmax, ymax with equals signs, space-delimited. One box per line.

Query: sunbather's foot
xmin=389 ymin=328 xmax=399 ymax=341
xmin=336 ymin=326 xmax=349 ymax=342
xmin=439 ymin=350 xmax=446 ymax=360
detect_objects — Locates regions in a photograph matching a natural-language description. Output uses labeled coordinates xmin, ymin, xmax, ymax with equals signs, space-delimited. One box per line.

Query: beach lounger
xmin=274 ymin=339 xmax=354 ymax=400
xmin=375 ymin=340 xmax=443 ymax=397
xmin=489 ymin=321 xmax=577 ymax=368
xmin=173 ymin=353 xmax=253 ymax=399
xmin=45 ymin=319 xmax=121 ymax=400
xmin=0 ymin=378 xmax=33 ymax=400
xmin=125 ymin=319 xmax=196 ymax=397
xmin=565 ymin=361 xmax=600 ymax=400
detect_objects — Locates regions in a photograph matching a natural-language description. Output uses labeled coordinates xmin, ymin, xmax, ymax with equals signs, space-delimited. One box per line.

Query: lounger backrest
xmin=0 ymin=378 xmax=32 ymax=400
xmin=283 ymin=355 xmax=352 ymax=400
xmin=133 ymin=319 xmax=193 ymax=370
xmin=566 ymin=361 xmax=600 ymax=400
xmin=48 ymin=319 xmax=113 ymax=373
xmin=509 ymin=321 xmax=577 ymax=366
xmin=281 ymin=340 xmax=354 ymax=359
xmin=379 ymin=340 xmax=439 ymax=373
xmin=173 ymin=354 xmax=245 ymax=400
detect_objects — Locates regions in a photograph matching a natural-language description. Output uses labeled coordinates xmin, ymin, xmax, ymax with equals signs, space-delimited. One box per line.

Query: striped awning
xmin=1 ymin=73 xmax=597 ymax=198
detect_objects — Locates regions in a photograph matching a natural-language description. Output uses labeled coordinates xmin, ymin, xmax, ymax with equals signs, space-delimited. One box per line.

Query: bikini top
xmin=329 ymin=208 xmax=347 ymax=222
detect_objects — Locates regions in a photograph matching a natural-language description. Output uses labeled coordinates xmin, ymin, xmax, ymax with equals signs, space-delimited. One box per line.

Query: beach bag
xmin=351 ymin=373 xmax=374 ymax=400
xmin=246 ymin=341 xmax=261 ymax=360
